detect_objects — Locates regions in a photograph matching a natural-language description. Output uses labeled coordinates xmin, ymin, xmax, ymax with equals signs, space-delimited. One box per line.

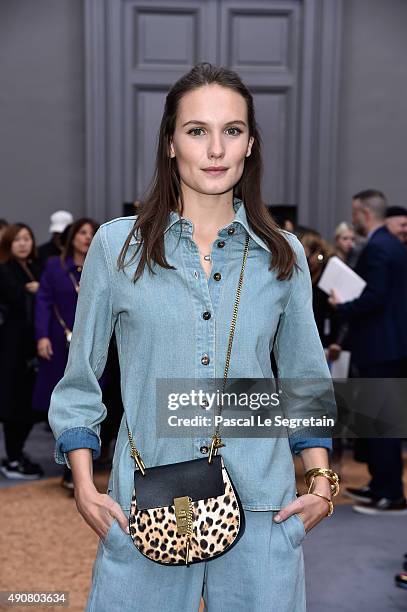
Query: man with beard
xmin=386 ymin=205 xmax=407 ymax=245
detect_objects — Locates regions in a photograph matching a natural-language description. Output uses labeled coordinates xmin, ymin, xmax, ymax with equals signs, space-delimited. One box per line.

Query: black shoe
xmin=343 ymin=486 xmax=373 ymax=503
xmin=0 ymin=455 xmax=43 ymax=480
xmin=395 ymin=572 xmax=407 ymax=589
xmin=20 ymin=452 xmax=44 ymax=475
xmin=353 ymin=497 xmax=407 ymax=515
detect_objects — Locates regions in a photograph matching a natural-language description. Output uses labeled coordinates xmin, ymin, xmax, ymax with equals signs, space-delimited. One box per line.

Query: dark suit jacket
xmin=336 ymin=226 xmax=407 ymax=366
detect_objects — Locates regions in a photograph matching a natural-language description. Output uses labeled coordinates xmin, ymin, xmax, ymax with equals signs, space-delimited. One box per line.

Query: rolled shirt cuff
xmin=54 ymin=426 xmax=101 ymax=469
xmin=289 ymin=436 xmax=333 ymax=456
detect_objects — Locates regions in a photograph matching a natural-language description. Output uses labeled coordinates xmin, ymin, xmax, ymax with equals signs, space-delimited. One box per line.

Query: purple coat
xmin=32 ymin=256 xmax=82 ymax=412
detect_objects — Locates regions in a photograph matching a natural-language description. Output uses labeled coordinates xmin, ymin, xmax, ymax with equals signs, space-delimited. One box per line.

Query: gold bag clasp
xmin=174 ymin=496 xmax=190 ymax=534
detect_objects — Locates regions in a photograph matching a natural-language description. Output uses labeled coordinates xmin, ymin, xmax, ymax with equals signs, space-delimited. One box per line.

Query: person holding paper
xmin=300 ymin=231 xmax=350 ymax=477
xmin=300 ymin=231 xmax=341 ymax=355
xmin=329 ymin=189 xmax=407 ymax=515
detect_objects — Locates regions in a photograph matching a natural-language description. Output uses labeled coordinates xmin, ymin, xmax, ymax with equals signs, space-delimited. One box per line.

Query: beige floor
xmin=1 ymin=449 xmax=406 ymax=612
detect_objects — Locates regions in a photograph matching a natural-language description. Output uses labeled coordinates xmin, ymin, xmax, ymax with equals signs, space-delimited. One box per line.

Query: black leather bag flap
xmin=134 ymin=455 xmax=225 ymax=509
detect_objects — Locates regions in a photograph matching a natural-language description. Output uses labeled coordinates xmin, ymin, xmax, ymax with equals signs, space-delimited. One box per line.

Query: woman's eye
xmin=188 ymin=127 xmax=205 ymax=136
xmin=226 ymin=127 xmax=242 ymax=136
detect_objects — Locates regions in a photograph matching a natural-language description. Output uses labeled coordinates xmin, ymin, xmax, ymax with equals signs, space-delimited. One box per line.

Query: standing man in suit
xmin=330 ymin=189 xmax=407 ymax=514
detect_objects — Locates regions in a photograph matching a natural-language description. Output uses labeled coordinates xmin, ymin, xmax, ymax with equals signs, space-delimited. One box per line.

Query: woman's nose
xmin=207 ymin=135 xmax=225 ymax=159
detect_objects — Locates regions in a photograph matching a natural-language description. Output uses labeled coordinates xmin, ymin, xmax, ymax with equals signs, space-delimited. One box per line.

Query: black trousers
xmin=357 ymin=358 xmax=407 ymax=500
xmin=2 ymin=421 xmax=34 ymax=462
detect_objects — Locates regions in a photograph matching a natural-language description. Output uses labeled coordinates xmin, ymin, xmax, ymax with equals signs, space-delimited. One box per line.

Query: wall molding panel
xmin=85 ymin=0 xmax=342 ymax=237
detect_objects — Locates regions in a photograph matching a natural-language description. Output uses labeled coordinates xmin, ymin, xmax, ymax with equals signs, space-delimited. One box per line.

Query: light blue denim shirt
xmin=48 ymin=198 xmax=333 ymax=512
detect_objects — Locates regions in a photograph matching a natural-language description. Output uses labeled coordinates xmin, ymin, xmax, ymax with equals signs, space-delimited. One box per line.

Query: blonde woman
xmin=334 ymin=222 xmax=355 ymax=263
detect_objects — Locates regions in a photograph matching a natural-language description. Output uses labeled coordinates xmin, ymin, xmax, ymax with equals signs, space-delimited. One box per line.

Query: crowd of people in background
xmin=0 ymin=212 xmax=123 ymax=490
xmin=1 ymin=192 xmax=406 ymax=492
xmin=1 ymin=188 xmax=406 ymax=588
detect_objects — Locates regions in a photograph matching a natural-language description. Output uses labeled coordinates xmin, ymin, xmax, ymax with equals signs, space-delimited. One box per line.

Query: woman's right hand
xmin=74 ymin=484 xmax=129 ymax=541
xmin=37 ymin=337 xmax=53 ymax=360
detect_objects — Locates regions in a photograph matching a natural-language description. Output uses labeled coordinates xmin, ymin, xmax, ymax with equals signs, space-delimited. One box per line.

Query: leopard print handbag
xmin=125 ymin=235 xmax=250 ymax=566
xmin=128 ymin=454 xmax=245 ymax=566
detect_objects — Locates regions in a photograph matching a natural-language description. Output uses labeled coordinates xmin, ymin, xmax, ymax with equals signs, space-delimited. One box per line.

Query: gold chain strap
xmin=126 ymin=234 xmax=251 ymax=473
xmin=208 ymin=234 xmax=250 ymax=462
xmin=53 ymin=305 xmax=73 ymax=343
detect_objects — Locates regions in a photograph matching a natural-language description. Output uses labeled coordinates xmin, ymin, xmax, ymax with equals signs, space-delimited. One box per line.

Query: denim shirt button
xmin=217 ymin=241 xmax=225 ymax=248
xmin=201 ymin=354 xmax=210 ymax=365
xmin=213 ymin=272 xmax=221 ymax=281
xmin=227 ymin=227 xmax=235 ymax=235
xmin=202 ymin=311 xmax=211 ymax=320
xmin=200 ymin=445 xmax=209 ymax=454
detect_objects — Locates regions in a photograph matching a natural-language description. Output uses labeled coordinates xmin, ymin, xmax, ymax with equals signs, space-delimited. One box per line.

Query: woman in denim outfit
xmin=48 ymin=63 xmax=336 ymax=611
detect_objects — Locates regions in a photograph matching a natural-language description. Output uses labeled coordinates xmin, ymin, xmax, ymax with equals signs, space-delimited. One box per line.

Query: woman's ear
xmin=246 ymin=136 xmax=254 ymax=158
xmin=169 ymin=140 xmax=176 ymax=158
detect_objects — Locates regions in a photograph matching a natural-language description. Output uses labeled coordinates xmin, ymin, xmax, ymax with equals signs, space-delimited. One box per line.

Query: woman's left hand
xmin=273 ymin=493 xmax=330 ymax=533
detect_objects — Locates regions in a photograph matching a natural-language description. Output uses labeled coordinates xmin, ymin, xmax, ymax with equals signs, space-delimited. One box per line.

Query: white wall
xmin=336 ymin=0 xmax=407 ymax=230
xmin=0 ymin=0 xmax=85 ymax=245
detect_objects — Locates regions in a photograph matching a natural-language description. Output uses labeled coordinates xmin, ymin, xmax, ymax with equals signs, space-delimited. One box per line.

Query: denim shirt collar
xmin=165 ymin=197 xmax=271 ymax=253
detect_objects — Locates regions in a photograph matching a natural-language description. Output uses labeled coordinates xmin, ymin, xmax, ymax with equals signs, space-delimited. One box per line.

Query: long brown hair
xmin=61 ymin=218 xmax=100 ymax=262
xmin=0 ymin=223 xmax=38 ymax=263
xmin=118 ymin=62 xmax=296 ymax=282
xmin=300 ymin=231 xmax=335 ymax=285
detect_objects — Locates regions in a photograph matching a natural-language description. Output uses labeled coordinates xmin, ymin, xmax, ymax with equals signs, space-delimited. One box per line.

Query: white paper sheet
xmin=325 ymin=349 xmax=351 ymax=379
xmin=318 ymin=256 xmax=366 ymax=302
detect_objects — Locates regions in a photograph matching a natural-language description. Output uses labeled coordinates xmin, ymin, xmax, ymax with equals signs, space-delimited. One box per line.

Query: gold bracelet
xmin=304 ymin=468 xmax=340 ymax=497
xmin=307 ymin=473 xmax=339 ymax=498
xmin=309 ymin=491 xmax=334 ymax=517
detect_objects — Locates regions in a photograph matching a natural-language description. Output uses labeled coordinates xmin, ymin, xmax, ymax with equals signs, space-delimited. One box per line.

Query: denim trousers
xmin=85 ymin=509 xmax=306 ymax=612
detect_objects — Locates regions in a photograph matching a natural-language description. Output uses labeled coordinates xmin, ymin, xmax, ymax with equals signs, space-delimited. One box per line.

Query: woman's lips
xmin=202 ymin=168 xmax=228 ymax=177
